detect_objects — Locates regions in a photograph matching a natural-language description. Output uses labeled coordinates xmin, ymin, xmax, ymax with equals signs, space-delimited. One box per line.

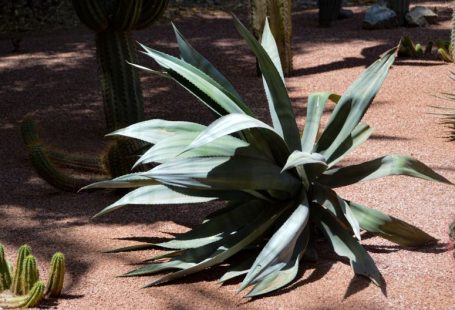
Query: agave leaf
xmin=134 ymin=132 xmax=266 ymax=167
xmin=281 ymin=151 xmax=327 ymax=189
xmin=301 ymin=92 xmax=340 ymax=153
xmin=313 ymin=206 xmax=383 ymax=286
xmin=347 ymin=201 xmax=437 ymax=247
xmin=233 ymin=15 xmax=301 ymax=151
xmin=239 ymin=197 xmax=310 ymax=292
xmin=317 ymin=155 xmax=452 ymax=188
xmin=247 ymin=227 xmax=309 ymax=297
xmin=183 ymin=113 xmax=287 ymax=154
xmin=157 ymin=200 xmax=270 ymax=249
xmin=311 ymin=185 xmax=361 ymax=240
xmin=172 ymin=23 xmax=246 ymax=105
xmin=144 ymin=156 xmax=300 ymax=194
xmin=326 ymin=123 xmax=373 ymax=167
xmin=107 ymin=119 xmax=205 ymax=144
xmin=105 ymin=243 xmax=156 ymax=253
xmin=93 ymin=185 xmax=216 ymax=218
xmin=81 ymin=173 xmax=158 ymax=190
xmin=316 ymin=48 xmax=396 ymax=158
xmin=281 ymin=151 xmax=327 ymax=175
xmin=142 ymin=206 xmax=288 ymax=286
xmin=219 ymin=255 xmax=256 ymax=283
xmin=140 ymin=44 xmax=253 ymax=116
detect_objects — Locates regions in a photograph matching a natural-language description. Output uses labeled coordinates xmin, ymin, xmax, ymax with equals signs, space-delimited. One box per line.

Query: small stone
xmin=405 ymin=6 xmax=438 ymax=27
xmin=363 ymin=4 xmax=398 ymax=30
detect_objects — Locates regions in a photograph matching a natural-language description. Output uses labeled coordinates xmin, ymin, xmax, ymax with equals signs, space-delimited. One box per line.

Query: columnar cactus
xmin=0 ymin=245 xmax=12 ymax=292
xmin=22 ymin=0 xmax=169 ymax=192
xmin=451 ymin=0 xmax=455 ymax=59
xmin=22 ymin=256 xmax=39 ymax=295
xmin=71 ymin=0 xmax=169 ymax=131
xmin=10 ymin=245 xmax=31 ymax=296
xmin=45 ymin=252 xmax=65 ymax=298
xmin=250 ymin=0 xmax=292 ymax=75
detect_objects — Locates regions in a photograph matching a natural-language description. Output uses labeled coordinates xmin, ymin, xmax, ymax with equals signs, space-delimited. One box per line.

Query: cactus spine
xmin=10 ymin=245 xmax=31 ymax=296
xmin=22 ymin=256 xmax=39 ymax=295
xmin=0 ymin=245 xmax=12 ymax=292
xmin=45 ymin=252 xmax=65 ymax=298
xmin=250 ymin=0 xmax=293 ymax=75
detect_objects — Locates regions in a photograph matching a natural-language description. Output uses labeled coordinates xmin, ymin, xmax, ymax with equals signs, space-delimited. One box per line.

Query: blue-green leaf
xmin=317 ymin=155 xmax=452 ymax=188
xmin=233 ymin=15 xmax=301 ymax=151
xmin=301 ymin=92 xmax=340 ymax=153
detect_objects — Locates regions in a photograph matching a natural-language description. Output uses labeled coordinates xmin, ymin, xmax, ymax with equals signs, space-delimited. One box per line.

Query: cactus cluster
xmin=0 ymin=244 xmax=65 ymax=309
xmin=22 ymin=0 xmax=168 ymax=192
xmin=397 ymin=36 xmax=454 ymax=62
xmin=250 ymin=0 xmax=292 ymax=75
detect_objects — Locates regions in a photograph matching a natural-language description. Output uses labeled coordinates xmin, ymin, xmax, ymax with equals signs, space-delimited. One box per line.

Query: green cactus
xmin=10 ymin=245 xmax=31 ymax=296
xmin=0 ymin=281 xmax=46 ymax=309
xmin=250 ymin=0 xmax=292 ymax=75
xmin=21 ymin=256 xmax=39 ymax=295
xmin=45 ymin=252 xmax=65 ymax=298
xmin=22 ymin=0 xmax=168 ymax=192
xmin=386 ymin=0 xmax=410 ymax=26
xmin=0 ymin=245 xmax=12 ymax=292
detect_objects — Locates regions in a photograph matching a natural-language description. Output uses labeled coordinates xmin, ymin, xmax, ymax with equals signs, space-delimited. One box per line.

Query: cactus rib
xmin=10 ymin=245 xmax=31 ymax=296
xmin=45 ymin=252 xmax=65 ymax=298
xmin=21 ymin=256 xmax=39 ymax=295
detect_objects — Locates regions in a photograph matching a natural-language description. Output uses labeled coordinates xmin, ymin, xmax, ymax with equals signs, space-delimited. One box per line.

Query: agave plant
xmin=84 ymin=17 xmax=451 ymax=297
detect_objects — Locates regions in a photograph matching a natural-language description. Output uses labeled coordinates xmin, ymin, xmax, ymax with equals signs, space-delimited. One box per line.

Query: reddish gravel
xmin=0 ymin=2 xmax=454 ymax=309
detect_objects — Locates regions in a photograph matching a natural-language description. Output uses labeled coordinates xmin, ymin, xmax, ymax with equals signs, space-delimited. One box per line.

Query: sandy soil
xmin=0 ymin=1 xmax=454 ymax=309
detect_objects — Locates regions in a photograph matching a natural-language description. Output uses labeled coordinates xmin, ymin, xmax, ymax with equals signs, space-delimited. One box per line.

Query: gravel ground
xmin=0 ymin=2 xmax=454 ymax=309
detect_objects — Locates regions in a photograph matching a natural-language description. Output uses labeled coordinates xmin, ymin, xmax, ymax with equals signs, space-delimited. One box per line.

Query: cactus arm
xmin=135 ymin=0 xmax=169 ymax=30
xmin=0 ymin=244 xmax=12 ymax=292
xmin=71 ymin=0 xmax=109 ymax=32
xmin=0 ymin=281 xmax=46 ymax=308
xmin=112 ymin=0 xmax=143 ymax=31
xmin=21 ymin=256 xmax=39 ymax=295
xmin=45 ymin=253 xmax=65 ymax=298
xmin=10 ymin=245 xmax=31 ymax=296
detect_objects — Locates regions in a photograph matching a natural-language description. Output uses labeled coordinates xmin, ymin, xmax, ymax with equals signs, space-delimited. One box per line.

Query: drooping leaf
xmin=143 ymin=156 xmax=300 ymax=194
xmin=157 ymin=200 xmax=270 ymax=249
xmin=233 ymin=15 xmax=301 ymax=151
xmin=317 ymin=155 xmax=452 ymax=188
xmin=93 ymin=185 xmax=216 ymax=218
xmin=81 ymin=173 xmax=158 ymax=190
xmin=301 ymin=92 xmax=340 ymax=153
xmin=239 ymin=197 xmax=309 ymax=292
xmin=107 ymin=119 xmax=205 ymax=144
xmin=133 ymin=132 xmax=266 ymax=167
xmin=219 ymin=255 xmax=256 ymax=283
xmin=312 ymin=206 xmax=383 ymax=286
xmin=316 ymin=48 xmax=396 ymax=157
xmin=347 ymin=201 xmax=437 ymax=247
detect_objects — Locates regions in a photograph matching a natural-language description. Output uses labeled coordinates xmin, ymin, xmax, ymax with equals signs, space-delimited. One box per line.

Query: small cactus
xmin=0 ymin=245 xmax=12 ymax=292
xmin=45 ymin=252 xmax=65 ymax=298
xmin=21 ymin=256 xmax=39 ymax=295
xmin=10 ymin=245 xmax=31 ymax=295
xmin=0 ymin=245 xmax=66 ymax=308
xmin=0 ymin=281 xmax=46 ymax=309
